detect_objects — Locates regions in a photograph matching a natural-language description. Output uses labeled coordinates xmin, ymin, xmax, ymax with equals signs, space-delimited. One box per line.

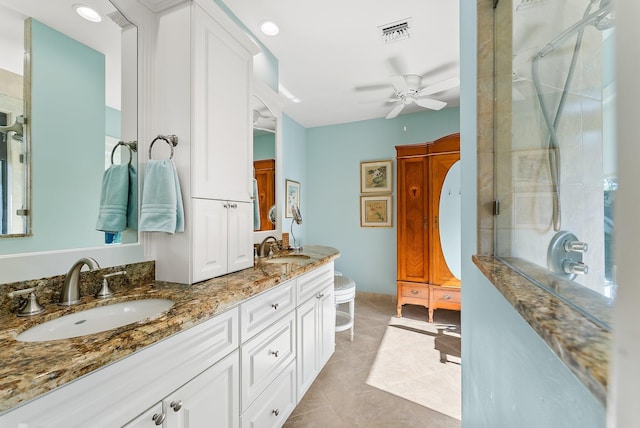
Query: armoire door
xmin=396 ymin=154 xmax=429 ymax=283
xmin=429 ymin=152 xmax=462 ymax=286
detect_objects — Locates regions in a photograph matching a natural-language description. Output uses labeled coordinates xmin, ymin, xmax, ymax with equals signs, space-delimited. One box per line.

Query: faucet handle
xmin=7 ymin=287 xmax=46 ymax=317
xmin=96 ymin=271 xmax=126 ymax=299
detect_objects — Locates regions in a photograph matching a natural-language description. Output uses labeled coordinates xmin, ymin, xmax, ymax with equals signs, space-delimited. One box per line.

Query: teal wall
xmin=305 ymin=108 xmax=460 ymax=295
xmin=0 ymin=19 xmax=105 ymax=255
xmin=105 ymin=106 xmax=121 ymax=138
xmin=459 ymin=2 xmax=605 ymax=426
xmin=253 ymin=132 xmax=275 ymax=160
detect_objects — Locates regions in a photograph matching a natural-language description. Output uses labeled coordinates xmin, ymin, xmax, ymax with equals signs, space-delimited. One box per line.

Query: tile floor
xmin=284 ymin=294 xmax=462 ymax=428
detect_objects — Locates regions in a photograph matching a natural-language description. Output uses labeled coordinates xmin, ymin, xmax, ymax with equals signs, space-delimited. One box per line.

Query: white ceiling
xmin=223 ymin=0 xmax=460 ymax=128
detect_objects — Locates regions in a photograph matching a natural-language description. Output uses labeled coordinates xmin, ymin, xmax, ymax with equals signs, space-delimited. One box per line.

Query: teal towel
xmin=253 ymin=178 xmax=260 ymax=230
xmin=139 ymin=159 xmax=184 ymax=234
xmin=96 ymin=164 xmax=129 ymax=233
xmin=127 ymin=165 xmax=138 ymax=231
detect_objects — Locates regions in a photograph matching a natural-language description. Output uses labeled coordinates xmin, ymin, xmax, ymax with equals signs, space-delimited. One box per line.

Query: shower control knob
xmin=563 ymin=260 xmax=589 ymax=275
xmin=563 ymin=240 xmax=588 ymax=253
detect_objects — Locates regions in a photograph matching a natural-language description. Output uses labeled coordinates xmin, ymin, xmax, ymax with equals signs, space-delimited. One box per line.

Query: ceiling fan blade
xmin=390 ymin=75 xmax=408 ymax=93
xmin=386 ymin=103 xmax=406 ymax=119
xmin=418 ymin=77 xmax=460 ymax=96
xmin=415 ymin=98 xmax=447 ymax=110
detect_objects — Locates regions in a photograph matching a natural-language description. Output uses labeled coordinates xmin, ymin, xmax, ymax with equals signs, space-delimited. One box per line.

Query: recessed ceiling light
xmin=260 ymin=20 xmax=279 ymax=36
xmin=74 ymin=4 xmax=103 ymax=23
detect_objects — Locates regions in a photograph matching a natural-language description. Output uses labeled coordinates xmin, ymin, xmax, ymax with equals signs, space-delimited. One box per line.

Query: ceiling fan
xmin=385 ymin=75 xmax=459 ymax=119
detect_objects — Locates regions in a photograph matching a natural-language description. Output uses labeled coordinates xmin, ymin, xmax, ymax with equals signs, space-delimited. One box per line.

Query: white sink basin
xmin=16 ymin=299 xmax=175 ymax=342
xmin=264 ymin=254 xmax=311 ymax=264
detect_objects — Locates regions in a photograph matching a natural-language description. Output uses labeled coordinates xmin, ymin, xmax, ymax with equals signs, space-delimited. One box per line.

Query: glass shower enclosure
xmin=494 ymin=0 xmax=616 ymax=328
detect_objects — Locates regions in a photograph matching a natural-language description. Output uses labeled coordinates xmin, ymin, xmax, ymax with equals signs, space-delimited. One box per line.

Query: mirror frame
xmin=253 ymin=78 xmax=284 ymax=244
xmin=0 ymin=0 xmax=154 ymax=283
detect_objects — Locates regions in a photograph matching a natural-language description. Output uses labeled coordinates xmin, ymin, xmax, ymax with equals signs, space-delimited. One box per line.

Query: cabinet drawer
xmin=241 ymin=312 xmax=296 ymax=411
xmin=400 ymin=283 xmax=429 ymax=302
xmin=432 ymin=287 xmax=461 ymax=304
xmin=240 ymin=280 xmax=295 ymax=342
xmin=297 ymin=262 xmax=334 ymax=304
xmin=241 ymin=359 xmax=296 ymax=428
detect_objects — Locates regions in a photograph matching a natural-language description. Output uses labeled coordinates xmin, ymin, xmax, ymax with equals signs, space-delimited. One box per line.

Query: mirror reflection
xmin=253 ymin=96 xmax=275 ymax=232
xmin=0 ymin=0 xmax=137 ymax=252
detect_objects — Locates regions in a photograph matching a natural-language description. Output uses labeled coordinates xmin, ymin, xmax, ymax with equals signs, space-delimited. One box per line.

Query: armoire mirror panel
xmin=0 ymin=0 xmax=138 ymax=254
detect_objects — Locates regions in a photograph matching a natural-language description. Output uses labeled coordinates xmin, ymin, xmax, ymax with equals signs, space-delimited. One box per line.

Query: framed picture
xmin=360 ymin=195 xmax=392 ymax=227
xmin=360 ymin=160 xmax=392 ymax=193
xmin=285 ymin=179 xmax=301 ymax=218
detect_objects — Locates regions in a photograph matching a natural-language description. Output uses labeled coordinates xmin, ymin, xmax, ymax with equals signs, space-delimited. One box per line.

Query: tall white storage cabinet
xmin=153 ymin=0 xmax=259 ymax=284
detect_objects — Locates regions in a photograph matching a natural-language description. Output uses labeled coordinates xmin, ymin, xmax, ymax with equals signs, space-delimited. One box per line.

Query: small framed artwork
xmin=285 ymin=179 xmax=301 ymax=218
xmin=360 ymin=195 xmax=392 ymax=227
xmin=360 ymin=160 xmax=392 ymax=193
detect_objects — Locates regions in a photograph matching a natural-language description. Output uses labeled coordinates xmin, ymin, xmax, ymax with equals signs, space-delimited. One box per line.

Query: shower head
xmin=594 ymin=13 xmax=615 ymax=31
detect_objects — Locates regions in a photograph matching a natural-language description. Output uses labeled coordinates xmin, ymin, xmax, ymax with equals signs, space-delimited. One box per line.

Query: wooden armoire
xmin=254 ymin=159 xmax=275 ymax=231
xmin=395 ymin=133 xmax=461 ymax=322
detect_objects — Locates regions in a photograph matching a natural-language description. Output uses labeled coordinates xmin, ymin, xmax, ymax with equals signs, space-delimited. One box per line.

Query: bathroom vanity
xmin=0 ymin=246 xmax=339 ymax=427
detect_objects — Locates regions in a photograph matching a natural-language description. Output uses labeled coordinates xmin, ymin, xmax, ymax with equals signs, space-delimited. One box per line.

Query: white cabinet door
xmin=123 ymin=403 xmax=164 ymax=428
xmin=193 ymin=198 xmax=228 ymax=282
xmin=227 ymin=201 xmax=254 ymax=274
xmin=192 ymin=3 xmax=252 ymax=203
xmin=164 ymin=350 xmax=240 ymax=428
xmin=317 ymin=284 xmax=336 ymax=368
xmin=296 ymin=296 xmax=319 ymax=402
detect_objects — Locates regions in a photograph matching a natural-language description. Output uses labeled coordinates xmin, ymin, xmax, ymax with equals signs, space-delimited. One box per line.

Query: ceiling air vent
xmin=379 ymin=18 xmax=411 ymax=43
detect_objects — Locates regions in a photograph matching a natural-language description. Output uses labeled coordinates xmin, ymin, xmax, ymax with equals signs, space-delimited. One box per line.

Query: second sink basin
xmin=16 ymin=299 xmax=175 ymax=342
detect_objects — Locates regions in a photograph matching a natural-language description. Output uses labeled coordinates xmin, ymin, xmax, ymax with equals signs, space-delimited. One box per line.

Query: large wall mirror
xmin=253 ymin=79 xmax=283 ymax=243
xmin=0 ymin=0 xmax=138 ymax=254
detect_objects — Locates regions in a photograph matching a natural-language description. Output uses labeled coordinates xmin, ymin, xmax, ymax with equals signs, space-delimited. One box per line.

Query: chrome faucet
xmin=59 ymin=257 xmax=101 ymax=306
xmin=258 ymin=236 xmax=278 ymax=258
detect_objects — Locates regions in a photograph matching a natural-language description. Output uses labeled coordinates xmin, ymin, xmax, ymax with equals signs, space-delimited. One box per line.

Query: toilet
xmin=334 ymin=274 xmax=356 ymax=341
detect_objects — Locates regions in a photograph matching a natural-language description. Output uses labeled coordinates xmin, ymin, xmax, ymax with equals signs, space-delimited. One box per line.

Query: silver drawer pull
xmin=170 ymin=400 xmax=183 ymax=412
xmin=271 ymin=303 xmax=279 ymax=310
xmin=272 ymin=409 xmax=280 ymax=417
xmin=152 ymin=413 xmax=165 ymax=425
xmin=270 ymin=350 xmax=279 ymax=358
xmin=316 ymin=293 xmax=324 ymax=299
xmin=443 ymin=294 xmax=452 ymax=300
xmin=411 ymin=290 xmax=419 ymax=295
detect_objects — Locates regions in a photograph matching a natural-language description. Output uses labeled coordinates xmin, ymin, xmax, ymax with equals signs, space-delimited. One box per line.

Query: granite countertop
xmin=473 ymin=255 xmax=610 ymax=405
xmin=0 ymin=245 xmax=340 ymax=414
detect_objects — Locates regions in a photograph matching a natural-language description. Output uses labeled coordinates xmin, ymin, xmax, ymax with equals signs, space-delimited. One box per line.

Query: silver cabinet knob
xmin=271 ymin=303 xmax=279 ymax=310
xmin=411 ymin=290 xmax=419 ymax=295
xmin=152 ymin=413 xmax=165 ymax=425
xmin=170 ymin=400 xmax=183 ymax=412
xmin=272 ymin=409 xmax=280 ymax=417
xmin=316 ymin=293 xmax=324 ymax=299
xmin=270 ymin=350 xmax=279 ymax=358
xmin=443 ymin=294 xmax=452 ymax=300
xmin=563 ymin=260 xmax=589 ymax=275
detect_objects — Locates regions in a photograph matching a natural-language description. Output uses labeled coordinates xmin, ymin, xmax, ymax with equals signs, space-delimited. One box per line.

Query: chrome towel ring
xmin=149 ymin=134 xmax=179 ymax=160
xmin=111 ymin=141 xmax=137 ymax=165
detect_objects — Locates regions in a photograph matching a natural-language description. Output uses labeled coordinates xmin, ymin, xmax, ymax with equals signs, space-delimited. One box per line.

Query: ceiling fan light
xmin=260 ymin=20 xmax=280 ymax=36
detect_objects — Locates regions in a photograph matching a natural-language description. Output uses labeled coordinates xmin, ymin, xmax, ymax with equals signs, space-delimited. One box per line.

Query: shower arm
xmin=536 ymin=3 xmax=612 ymax=59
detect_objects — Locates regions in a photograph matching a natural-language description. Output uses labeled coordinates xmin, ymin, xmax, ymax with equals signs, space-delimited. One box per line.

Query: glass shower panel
xmin=495 ymin=0 xmax=616 ymax=320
